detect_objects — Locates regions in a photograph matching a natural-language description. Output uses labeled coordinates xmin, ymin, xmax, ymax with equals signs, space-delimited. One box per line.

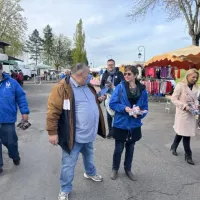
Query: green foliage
xmin=73 ymin=19 xmax=88 ymax=64
xmin=51 ymin=34 xmax=72 ymax=70
xmin=0 ymin=0 xmax=27 ymax=56
xmin=43 ymin=25 xmax=54 ymax=65
xmin=26 ymin=29 xmax=43 ymax=65
xmin=25 ymin=19 xmax=88 ymax=69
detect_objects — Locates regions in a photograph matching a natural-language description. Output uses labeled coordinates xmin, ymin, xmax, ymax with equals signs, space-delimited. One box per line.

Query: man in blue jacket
xmin=0 ymin=64 xmax=30 ymax=174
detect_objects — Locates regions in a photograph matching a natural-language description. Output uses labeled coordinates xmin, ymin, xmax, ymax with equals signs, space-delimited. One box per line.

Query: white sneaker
xmin=58 ymin=192 xmax=69 ymax=200
xmin=198 ymin=126 xmax=200 ymax=130
xmin=84 ymin=173 xmax=103 ymax=182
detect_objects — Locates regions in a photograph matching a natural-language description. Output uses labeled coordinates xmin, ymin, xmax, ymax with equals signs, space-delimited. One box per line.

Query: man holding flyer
xmin=100 ymin=59 xmax=124 ymax=138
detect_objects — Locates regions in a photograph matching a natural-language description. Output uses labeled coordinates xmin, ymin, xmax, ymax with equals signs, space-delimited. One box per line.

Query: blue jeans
xmin=0 ymin=123 xmax=19 ymax=168
xmin=112 ymin=140 xmax=135 ymax=171
xmin=60 ymin=142 xmax=96 ymax=193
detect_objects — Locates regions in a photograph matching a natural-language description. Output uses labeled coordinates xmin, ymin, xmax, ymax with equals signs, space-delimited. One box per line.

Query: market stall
xmin=145 ymin=45 xmax=200 ymax=70
xmin=144 ymin=45 xmax=200 ymax=105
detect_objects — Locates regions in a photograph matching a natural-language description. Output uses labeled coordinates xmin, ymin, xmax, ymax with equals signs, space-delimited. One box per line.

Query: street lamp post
xmin=90 ymin=59 xmax=94 ymax=68
xmin=138 ymin=46 xmax=146 ymax=61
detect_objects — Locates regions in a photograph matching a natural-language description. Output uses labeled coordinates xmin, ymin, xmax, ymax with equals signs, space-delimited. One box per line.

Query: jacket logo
xmin=6 ymin=81 xmax=11 ymax=88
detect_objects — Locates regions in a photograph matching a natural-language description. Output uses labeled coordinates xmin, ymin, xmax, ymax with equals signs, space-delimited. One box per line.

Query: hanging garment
xmin=167 ymin=67 xmax=172 ymax=78
xmin=137 ymin=66 xmax=142 ymax=79
xmin=177 ymin=69 xmax=181 ymax=78
xmin=166 ymin=81 xmax=172 ymax=93
xmin=160 ymin=81 xmax=166 ymax=94
xmin=156 ymin=69 xmax=161 ymax=79
xmin=169 ymin=80 xmax=176 ymax=88
xmin=160 ymin=67 xmax=169 ymax=78
xmin=146 ymin=67 xmax=156 ymax=78
xmin=171 ymin=67 xmax=175 ymax=79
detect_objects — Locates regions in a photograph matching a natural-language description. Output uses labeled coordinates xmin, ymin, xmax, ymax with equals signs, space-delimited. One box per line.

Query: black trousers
xmin=107 ymin=111 xmax=113 ymax=136
xmin=112 ymin=140 xmax=135 ymax=171
xmin=171 ymin=134 xmax=192 ymax=156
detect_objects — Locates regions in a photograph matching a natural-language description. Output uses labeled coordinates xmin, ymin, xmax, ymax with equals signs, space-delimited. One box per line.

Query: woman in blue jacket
xmin=109 ymin=65 xmax=148 ymax=181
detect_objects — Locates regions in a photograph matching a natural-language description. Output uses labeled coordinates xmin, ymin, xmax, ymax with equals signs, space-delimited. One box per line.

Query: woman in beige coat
xmin=170 ymin=68 xmax=199 ymax=165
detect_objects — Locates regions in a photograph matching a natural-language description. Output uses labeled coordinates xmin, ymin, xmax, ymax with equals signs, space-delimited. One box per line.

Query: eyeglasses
xmin=124 ymin=72 xmax=132 ymax=76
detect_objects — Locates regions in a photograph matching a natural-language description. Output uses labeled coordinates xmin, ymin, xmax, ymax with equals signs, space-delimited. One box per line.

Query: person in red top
xmin=19 ymin=70 xmax=24 ymax=86
xmin=15 ymin=70 xmax=23 ymax=86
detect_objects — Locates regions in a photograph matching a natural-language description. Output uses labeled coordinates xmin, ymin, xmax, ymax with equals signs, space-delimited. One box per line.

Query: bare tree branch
xmin=194 ymin=0 xmax=200 ymax=33
xmin=127 ymin=0 xmax=200 ymax=45
xmin=184 ymin=0 xmax=193 ymax=22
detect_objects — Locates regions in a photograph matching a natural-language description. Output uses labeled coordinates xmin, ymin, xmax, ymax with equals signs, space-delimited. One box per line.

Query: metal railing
xmin=33 ymin=74 xmax=61 ymax=85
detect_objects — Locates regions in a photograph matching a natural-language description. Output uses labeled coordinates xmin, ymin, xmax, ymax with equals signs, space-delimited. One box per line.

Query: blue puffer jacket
xmin=109 ymin=81 xmax=148 ymax=130
xmin=0 ymin=73 xmax=30 ymax=123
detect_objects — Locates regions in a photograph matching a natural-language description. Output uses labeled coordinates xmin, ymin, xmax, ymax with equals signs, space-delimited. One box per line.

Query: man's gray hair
xmin=71 ymin=63 xmax=89 ymax=74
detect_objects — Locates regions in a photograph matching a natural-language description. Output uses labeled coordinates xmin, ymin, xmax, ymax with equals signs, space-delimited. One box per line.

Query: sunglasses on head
xmin=124 ymin=72 xmax=132 ymax=76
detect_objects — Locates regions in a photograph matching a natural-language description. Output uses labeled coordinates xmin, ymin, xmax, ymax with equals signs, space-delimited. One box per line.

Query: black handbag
xmin=129 ymin=127 xmax=142 ymax=143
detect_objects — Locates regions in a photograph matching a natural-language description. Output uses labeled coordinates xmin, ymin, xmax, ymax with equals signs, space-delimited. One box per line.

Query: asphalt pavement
xmin=0 ymin=83 xmax=200 ymax=200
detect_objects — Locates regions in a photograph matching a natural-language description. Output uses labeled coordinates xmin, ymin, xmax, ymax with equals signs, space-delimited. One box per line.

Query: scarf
xmin=107 ymin=69 xmax=116 ymax=84
xmin=125 ymin=81 xmax=141 ymax=102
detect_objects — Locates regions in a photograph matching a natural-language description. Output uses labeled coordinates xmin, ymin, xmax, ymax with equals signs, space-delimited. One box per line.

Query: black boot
xmin=185 ymin=154 xmax=195 ymax=165
xmin=170 ymin=135 xmax=182 ymax=156
xmin=170 ymin=146 xmax=178 ymax=156
xmin=13 ymin=157 xmax=21 ymax=166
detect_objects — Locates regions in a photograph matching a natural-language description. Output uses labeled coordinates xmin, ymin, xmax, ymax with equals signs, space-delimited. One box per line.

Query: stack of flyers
xmin=128 ymin=105 xmax=148 ymax=116
xmin=17 ymin=120 xmax=31 ymax=130
xmin=188 ymin=105 xmax=200 ymax=116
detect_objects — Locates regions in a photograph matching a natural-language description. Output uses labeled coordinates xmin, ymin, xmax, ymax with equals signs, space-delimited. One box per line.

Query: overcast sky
xmin=21 ymin=0 xmax=191 ymax=67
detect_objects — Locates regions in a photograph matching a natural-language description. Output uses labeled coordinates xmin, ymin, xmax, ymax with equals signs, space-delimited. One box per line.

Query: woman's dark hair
xmin=124 ymin=65 xmax=139 ymax=76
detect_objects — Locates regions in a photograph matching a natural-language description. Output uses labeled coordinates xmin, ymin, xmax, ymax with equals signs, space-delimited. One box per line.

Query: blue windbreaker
xmin=0 ymin=73 xmax=30 ymax=123
xmin=109 ymin=81 xmax=148 ymax=130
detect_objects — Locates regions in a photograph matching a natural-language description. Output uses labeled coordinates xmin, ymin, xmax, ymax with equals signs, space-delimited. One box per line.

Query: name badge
xmin=63 ymin=99 xmax=70 ymax=110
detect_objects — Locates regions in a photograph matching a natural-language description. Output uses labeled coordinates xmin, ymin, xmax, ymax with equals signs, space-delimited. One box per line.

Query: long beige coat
xmin=171 ymin=82 xmax=198 ymax=137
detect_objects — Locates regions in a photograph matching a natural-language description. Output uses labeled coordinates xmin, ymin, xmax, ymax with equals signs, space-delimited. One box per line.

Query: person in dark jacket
xmin=0 ymin=64 xmax=30 ymax=174
xmin=100 ymin=59 xmax=124 ymax=138
xmin=109 ymin=65 xmax=148 ymax=181
xmin=46 ymin=63 xmax=106 ymax=200
xmin=10 ymin=70 xmax=16 ymax=79
xmin=14 ymin=70 xmax=23 ymax=86
xmin=19 ymin=70 xmax=24 ymax=86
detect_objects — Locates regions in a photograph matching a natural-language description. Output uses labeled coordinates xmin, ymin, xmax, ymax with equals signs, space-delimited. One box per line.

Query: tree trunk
xmin=192 ymin=36 xmax=199 ymax=46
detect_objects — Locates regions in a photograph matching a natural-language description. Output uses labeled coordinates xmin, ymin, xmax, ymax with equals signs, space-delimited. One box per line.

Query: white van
xmin=15 ymin=61 xmax=32 ymax=80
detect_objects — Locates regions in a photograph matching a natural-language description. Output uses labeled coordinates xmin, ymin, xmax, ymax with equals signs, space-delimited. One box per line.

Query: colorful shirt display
xmin=145 ymin=66 xmax=175 ymax=79
xmin=141 ymin=80 xmax=173 ymax=95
